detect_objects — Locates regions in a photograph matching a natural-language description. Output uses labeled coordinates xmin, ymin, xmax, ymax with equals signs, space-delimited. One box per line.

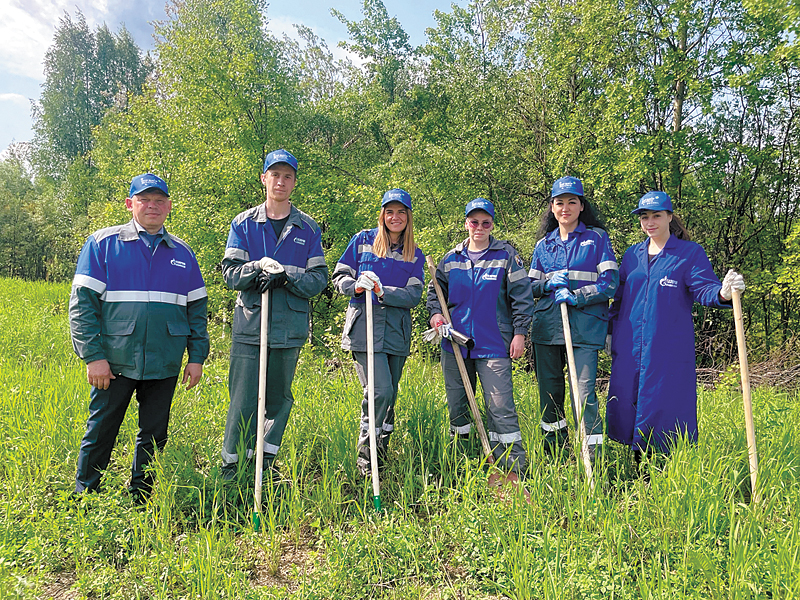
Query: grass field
xmin=0 ymin=278 xmax=798 ymax=599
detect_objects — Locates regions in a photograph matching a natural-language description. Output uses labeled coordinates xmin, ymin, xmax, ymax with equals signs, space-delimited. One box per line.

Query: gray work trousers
xmin=534 ymin=343 xmax=603 ymax=448
xmin=441 ymin=351 xmax=527 ymax=474
xmin=352 ymin=351 xmax=407 ymax=469
xmin=222 ymin=341 xmax=301 ymax=466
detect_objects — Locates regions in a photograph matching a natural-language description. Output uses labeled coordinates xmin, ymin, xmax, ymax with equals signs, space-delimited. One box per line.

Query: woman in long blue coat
xmin=332 ymin=189 xmax=425 ymax=476
xmin=607 ymin=191 xmax=745 ymax=454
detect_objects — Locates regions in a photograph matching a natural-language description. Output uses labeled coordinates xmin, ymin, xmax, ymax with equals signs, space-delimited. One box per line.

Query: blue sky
xmin=0 ymin=0 xmax=460 ymax=157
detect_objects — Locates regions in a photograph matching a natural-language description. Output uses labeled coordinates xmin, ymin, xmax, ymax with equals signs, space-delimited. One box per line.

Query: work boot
xmin=220 ymin=463 xmax=238 ymax=482
xmin=542 ymin=427 xmax=568 ymax=458
xmin=450 ymin=432 xmax=472 ymax=454
xmin=357 ymin=445 xmax=371 ymax=477
xmin=264 ymin=459 xmax=283 ymax=484
xmin=588 ymin=444 xmax=603 ymax=466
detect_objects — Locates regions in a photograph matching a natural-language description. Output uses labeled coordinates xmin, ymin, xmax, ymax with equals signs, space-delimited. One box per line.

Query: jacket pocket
xmin=342 ymin=304 xmax=363 ymax=347
xmin=285 ymin=292 xmax=310 ymax=342
xmin=162 ymin=321 xmax=190 ymax=373
xmin=233 ymin=300 xmax=261 ymax=339
xmin=102 ymin=320 xmax=136 ymax=368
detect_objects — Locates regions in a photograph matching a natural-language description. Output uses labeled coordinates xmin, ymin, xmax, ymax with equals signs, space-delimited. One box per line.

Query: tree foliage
xmin=8 ymin=0 xmax=800 ymax=357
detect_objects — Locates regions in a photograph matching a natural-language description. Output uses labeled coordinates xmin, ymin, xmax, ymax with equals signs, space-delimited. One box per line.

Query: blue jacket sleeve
xmin=332 ymin=232 xmax=361 ymax=298
xmin=286 ymin=224 xmax=328 ymax=299
xmin=573 ymin=230 xmax=619 ymax=309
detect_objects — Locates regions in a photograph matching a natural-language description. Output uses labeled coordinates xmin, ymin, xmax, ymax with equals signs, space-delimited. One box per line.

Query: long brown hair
xmin=669 ymin=214 xmax=691 ymax=240
xmin=535 ymin=196 xmax=607 ymax=240
xmin=372 ymin=206 xmax=416 ymax=262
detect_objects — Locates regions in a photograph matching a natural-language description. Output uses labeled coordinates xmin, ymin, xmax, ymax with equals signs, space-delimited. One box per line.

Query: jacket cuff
xmin=83 ymin=352 xmax=106 ymax=364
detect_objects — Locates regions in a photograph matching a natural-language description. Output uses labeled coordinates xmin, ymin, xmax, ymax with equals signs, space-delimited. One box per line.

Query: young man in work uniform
xmin=220 ymin=149 xmax=328 ymax=481
xmin=70 ymin=173 xmax=210 ymax=502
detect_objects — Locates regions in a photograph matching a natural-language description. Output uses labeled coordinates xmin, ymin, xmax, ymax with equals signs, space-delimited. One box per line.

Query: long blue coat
xmin=607 ymin=235 xmax=730 ymax=451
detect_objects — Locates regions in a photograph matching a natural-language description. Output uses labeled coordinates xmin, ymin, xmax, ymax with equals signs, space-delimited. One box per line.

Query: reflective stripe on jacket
xmin=606 ymin=235 xmax=730 ymax=450
xmin=69 ymin=220 xmax=210 ymax=380
xmin=222 ymin=203 xmax=328 ymax=347
xmin=427 ymin=237 xmax=533 ymax=359
xmin=528 ymin=222 xmax=618 ymax=348
xmin=332 ymin=228 xmax=425 ymax=355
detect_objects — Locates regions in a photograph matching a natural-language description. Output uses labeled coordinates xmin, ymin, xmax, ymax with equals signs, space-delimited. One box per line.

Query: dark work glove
xmin=255 ymin=270 xmax=288 ymax=293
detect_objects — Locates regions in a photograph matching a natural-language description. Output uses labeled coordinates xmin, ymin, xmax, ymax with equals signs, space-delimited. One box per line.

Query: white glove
xmin=422 ymin=323 xmax=454 ymax=344
xmin=355 ymin=271 xmax=384 ymax=297
xmin=259 ymin=257 xmax=284 ymax=274
xmin=423 ymin=327 xmax=441 ymax=344
xmin=720 ymin=269 xmax=745 ymax=300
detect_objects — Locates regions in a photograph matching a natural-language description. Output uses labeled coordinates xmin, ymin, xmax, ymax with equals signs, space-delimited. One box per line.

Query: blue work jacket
xmin=427 ymin=237 xmax=533 ymax=359
xmin=606 ymin=235 xmax=730 ymax=451
xmin=69 ymin=220 xmax=210 ymax=380
xmin=528 ymin=222 xmax=618 ymax=348
xmin=222 ymin=203 xmax=328 ymax=347
xmin=332 ymin=228 xmax=425 ymax=356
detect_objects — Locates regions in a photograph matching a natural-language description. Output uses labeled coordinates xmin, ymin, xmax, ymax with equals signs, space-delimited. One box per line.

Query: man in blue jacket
xmin=70 ymin=173 xmax=210 ymax=501
xmin=220 ymin=149 xmax=328 ymax=481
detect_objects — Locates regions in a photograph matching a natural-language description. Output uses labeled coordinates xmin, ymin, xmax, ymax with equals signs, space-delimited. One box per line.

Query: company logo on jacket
xmin=482 ymin=273 xmax=498 ymax=281
xmin=294 ymin=237 xmax=306 ymax=245
xmin=171 ymin=259 xmax=187 ymax=269
xmin=659 ymin=276 xmax=677 ymax=288
xmin=580 ymin=239 xmax=595 ymax=247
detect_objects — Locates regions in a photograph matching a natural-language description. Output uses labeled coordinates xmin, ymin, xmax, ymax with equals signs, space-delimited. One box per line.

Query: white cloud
xmin=265 ymin=14 xmax=365 ymax=68
xmin=0 ymin=93 xmax=30 ymax=106
xmin=0 ymin=0 xmax=125 ymax=81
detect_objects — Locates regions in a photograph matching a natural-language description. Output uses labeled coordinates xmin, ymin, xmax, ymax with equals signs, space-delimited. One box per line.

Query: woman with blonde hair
xmin=332 ymin=189 xmax=425 ymax=476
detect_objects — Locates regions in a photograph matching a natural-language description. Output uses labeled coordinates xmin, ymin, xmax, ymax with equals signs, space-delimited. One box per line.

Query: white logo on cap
xmin=643 ymin=197 xmax=658 ymax=205
xmin=659 ymin=276 xmax=677 ymax=288
xmin=171 ymin=259 xmax=186 ymax=269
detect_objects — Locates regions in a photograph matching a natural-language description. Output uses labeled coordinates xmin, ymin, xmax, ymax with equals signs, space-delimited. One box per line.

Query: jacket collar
xmin=638 ymin=233 xmax=677 ymax=257
xmin=252 ymin=202 xmax=305 ymax=230
xmin=120 ymin=219 xmax=176 ymax=248
xmin=454 ymin=235 xmax=502 ymax=255
xmin=545 ymin=221 xmax=586 ymax=243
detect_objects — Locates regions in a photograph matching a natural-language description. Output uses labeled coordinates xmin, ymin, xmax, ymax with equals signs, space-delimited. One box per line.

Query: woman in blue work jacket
xmin=607 ymin=191 xmax=745 ymax=456
xmin=332 ymin=189 xmax=425 ymax=477
xmin=427 ymin=198 xmax=533 ymax=477
xmin=528 ymin=176 xmax=618 ymax=463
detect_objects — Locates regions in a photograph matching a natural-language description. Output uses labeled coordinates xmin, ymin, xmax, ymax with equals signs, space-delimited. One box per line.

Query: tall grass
xmin=1 ymin=277 xmax=799 ymax=599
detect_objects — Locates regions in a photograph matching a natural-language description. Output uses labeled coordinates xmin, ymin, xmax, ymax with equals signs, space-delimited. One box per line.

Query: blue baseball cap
xmin=263 ymin=148 xmax=298 ymax=173
xmin=129 ymin=173 xmax=169 ymax=197
xmin=381 ymin=188 xmax=412 ymax=210
xmin=465 ymin=198 xmax=495 ymax=218
xmin=632 ymin=191 xmax=673 ymax=214
xmin=551 ymin=176 xmax=584 ymax=198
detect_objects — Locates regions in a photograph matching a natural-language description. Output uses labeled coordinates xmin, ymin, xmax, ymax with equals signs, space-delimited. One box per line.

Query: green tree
xmin=31 ymin=12 xmax=149 ymax=179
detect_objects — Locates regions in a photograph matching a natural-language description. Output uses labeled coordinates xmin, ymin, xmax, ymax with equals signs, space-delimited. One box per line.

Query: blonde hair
xmin=372 ymin=206 xmax=416 ymax=262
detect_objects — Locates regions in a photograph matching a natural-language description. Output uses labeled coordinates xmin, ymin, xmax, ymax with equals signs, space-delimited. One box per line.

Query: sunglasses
xmin=467 ymin=219 xmax=493 ymax=229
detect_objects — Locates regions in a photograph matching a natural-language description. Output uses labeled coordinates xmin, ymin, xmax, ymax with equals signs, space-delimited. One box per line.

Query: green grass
xmin=0 ymin=277 xmax=799 ymax=599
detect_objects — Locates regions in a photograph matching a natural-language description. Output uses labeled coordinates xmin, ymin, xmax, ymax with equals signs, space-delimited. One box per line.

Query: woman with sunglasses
xmin=332 ymin=189 xmax=425 ymax=477
xmin=528 ymin=176 xmax=618 ymax=464
xmin=607 ymin=191 xmax=744 ymax=458
xmin=427 ymin=198 xmax=533 ymax=477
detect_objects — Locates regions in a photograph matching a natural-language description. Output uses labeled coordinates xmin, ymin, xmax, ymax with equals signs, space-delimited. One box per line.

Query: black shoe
xmin=589 ymin=445 xmax=603 ymax=466
xmin=220 ymin=463 xmax=238 ymax=482
xmin=264 ymin=460 xmax=283 ymax=484
xmin=127 ymin=487 xmax=149 ymax=505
